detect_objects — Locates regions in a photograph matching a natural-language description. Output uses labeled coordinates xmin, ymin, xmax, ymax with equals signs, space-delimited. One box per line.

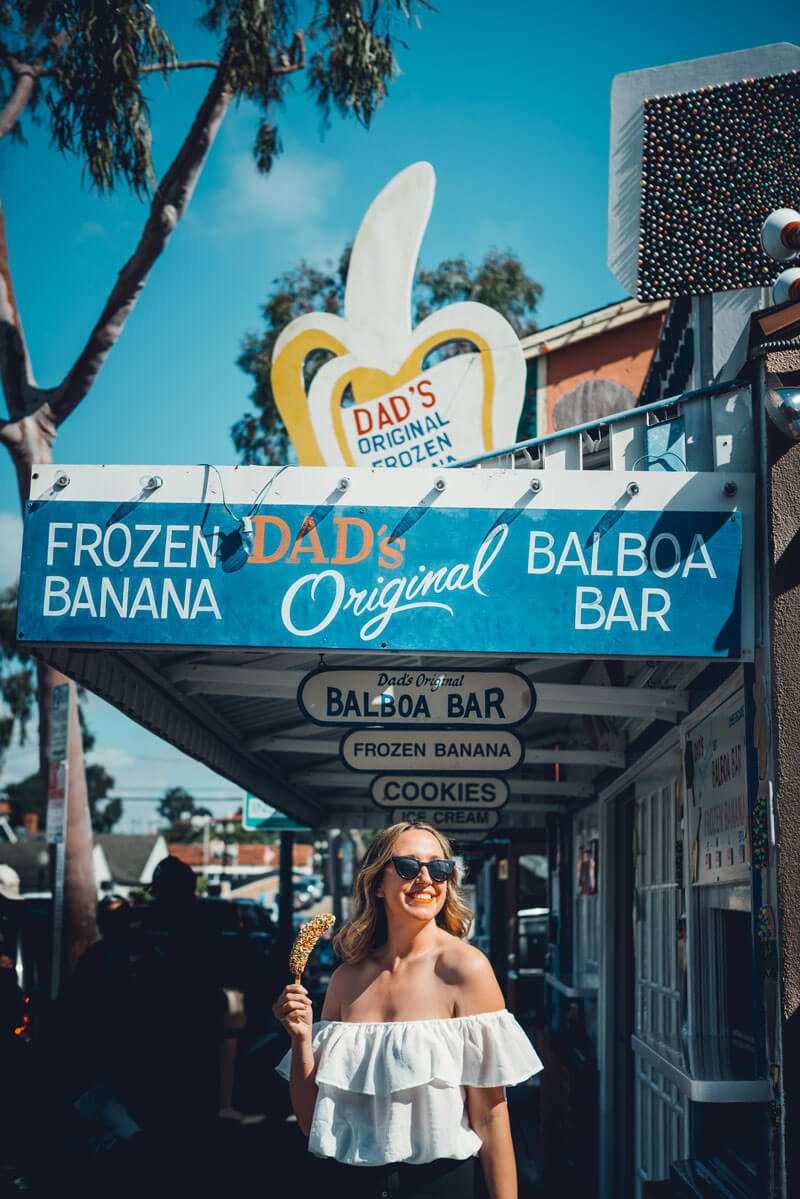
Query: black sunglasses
xmin=390 ymin=856 xmax=455 ymax=884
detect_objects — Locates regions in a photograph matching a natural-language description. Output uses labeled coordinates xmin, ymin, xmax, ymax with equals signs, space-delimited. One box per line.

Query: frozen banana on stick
xmin=289 ymin=912 xmax=335 ymax=982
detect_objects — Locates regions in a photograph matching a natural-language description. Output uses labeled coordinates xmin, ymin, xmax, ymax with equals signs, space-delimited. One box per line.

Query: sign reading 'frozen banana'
xmin=340 ymin=727 xmax=524 ymax=771
xmin=270 ymin=163 xmax=526 ymax=467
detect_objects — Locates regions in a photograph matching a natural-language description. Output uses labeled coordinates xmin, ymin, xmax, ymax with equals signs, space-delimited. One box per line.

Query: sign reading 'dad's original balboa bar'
xmin=340 ymin=727 xmax=524 ymax=772
xmin=300 ymin=669 xmax=534 ymax=727
xmin=17 ymin=499 xmax=744 ymax=657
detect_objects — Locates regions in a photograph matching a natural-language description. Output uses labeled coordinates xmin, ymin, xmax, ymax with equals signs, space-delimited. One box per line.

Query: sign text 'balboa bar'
xmin=299 ymin=669 xmax=535 ymax=727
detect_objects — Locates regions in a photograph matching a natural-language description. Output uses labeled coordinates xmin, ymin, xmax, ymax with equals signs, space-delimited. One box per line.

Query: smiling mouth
xmin=409 ymin=892 xmax=436 ymax=904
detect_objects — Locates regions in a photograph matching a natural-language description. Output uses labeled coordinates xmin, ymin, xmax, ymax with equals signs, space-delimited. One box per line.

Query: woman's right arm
xmin=272 ymin=983 xmax=317 ymax=1136
xmin=273 ymin=966 xmax=343 ymax=1137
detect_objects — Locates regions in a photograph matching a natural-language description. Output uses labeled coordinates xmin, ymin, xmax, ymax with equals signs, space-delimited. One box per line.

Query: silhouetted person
xmin=121 ymin=858 xmax=226 ymax=1136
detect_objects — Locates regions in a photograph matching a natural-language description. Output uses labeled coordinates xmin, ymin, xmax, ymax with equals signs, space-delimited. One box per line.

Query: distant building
xmin=518 ymin=297 xmax=669 ymax=439
xmin=0 ymin=836 xmax=50 ymax=895
xmin=93 ymin=833 xmax=168 ymax=896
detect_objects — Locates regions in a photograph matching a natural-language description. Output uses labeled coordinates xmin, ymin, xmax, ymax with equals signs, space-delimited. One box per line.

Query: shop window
xmin=575 ymin=814 xmax=600 ymax=983
xmin=633 ymin=774 xmax=690 ymax=1197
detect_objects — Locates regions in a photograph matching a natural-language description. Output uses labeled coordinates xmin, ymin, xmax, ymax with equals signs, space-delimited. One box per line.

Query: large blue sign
xmin=16 ymin=500 xmax=743 ymax=657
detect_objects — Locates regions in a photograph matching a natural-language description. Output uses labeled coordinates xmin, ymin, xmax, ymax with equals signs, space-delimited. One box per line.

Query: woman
xmin=273 ymin=821 xmax=542 ymax=1199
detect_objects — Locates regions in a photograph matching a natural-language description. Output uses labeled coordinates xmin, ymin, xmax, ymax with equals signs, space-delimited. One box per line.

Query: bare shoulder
xmin=439 ymin=936 xmax=493 ymax=979
xmin=321 ymin=960 xmax=364 ymax=1019
xmin=438 ymin=936 xmax=506 ymax=1015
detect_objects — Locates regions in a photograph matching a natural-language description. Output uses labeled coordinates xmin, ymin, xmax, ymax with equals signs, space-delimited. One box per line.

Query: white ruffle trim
xmin=276 ymin=1009 xmax=542 ymax=1095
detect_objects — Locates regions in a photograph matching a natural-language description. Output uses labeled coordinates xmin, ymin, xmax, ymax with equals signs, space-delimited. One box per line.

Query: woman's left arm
xmin=450 ymin=943 xmax=519 ymax=1199
xmin=466 ymin=1086 xmax=517 ymax=1199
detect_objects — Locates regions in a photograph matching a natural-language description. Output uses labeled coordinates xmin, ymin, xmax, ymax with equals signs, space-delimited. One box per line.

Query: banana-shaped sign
xmin=271 ymin=162 xmax=526 ymax=468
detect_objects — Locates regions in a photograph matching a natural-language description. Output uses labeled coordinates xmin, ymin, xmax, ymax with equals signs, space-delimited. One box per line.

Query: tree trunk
xmin=0 ymin=63 xmax=236 ymax=980
xmin=7 ymin=415 xmax=98 ymax=974
xmin=62 ymin=670 xmax=97 ymax=971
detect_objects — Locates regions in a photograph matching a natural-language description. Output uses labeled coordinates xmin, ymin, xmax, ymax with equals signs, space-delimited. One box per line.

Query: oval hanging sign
xmin=370 ymin=775 xmax=509 ymax=809
xmin=341 ymin=727 xmax=523 ymax=773
xmin=298 ymin=668 xmax=535 ymax=727
xmin=382 ymin=806 xmax=502 ymax=834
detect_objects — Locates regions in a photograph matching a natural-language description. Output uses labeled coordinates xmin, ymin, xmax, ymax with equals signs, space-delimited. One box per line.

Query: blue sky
xmin=0 ymin=0 xmax=790 ymax=830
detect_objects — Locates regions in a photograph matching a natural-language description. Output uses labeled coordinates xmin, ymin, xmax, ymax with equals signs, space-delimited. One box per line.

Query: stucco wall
xmin=768 ymin=395 xmax=800 ymax=1189
xmin=544 ymin=312 xmax=664 ymax=431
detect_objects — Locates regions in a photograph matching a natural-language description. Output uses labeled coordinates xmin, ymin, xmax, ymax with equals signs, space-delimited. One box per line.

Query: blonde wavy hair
xmin=333 ymin=822 xmax=473 ymax=964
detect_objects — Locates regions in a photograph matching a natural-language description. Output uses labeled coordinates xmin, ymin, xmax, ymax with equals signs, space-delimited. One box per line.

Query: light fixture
xmin=773 ymin=267 xmax=800 ymax=305
xmin=764 ymin=386 xmax=800 ymax=442
xmin=761 ymin=208 xmax=800 ymax=263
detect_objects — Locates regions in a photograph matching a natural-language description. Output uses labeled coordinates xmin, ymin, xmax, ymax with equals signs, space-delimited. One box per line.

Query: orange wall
xmin=544 ymin=312 xmax=664 ymax=432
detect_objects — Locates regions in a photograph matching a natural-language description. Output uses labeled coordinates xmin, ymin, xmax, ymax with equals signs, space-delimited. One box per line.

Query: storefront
xmin=15 ymin=366 xmax=774 ymax=1194
xmin=15 ymin=70 xmax=800 ymax=1192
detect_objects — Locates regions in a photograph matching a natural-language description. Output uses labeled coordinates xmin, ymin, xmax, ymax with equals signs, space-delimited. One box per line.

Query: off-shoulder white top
xmin=276 ymin=1009 xmax=543 ymax=1166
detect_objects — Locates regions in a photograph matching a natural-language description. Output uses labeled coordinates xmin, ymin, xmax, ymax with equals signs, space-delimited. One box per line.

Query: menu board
xmin=689 ymin=691 xmax=750 ymax=886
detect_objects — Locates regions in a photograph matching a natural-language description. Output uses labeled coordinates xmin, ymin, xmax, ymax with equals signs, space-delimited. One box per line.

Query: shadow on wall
xmin=552 ymin=379 xmax=636 ymax=432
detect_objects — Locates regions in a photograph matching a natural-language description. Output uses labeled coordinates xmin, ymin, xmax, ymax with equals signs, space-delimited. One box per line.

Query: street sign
xmin=387 ymin=807 xmax=501 ymax=834
xmin=49 ymin=682 xmax=69 ymax=760
xmin=45 ymin=762 xmax=67 ymax=843
xmin=299 ymin=668 xmax=535 ymax=727
xmin=340 ymin=727 xmax=523 ymax=773
xmin=371 ymin=775 xmax=509 ymax=809
xmin=243 ymin=795 xmax=310 ymax=832
xmin=689 ymin=691 xmax=750 ymax=886
xmin=47 ymin=681 xmax=71 ymax=1002
xmin=45 ymin=682 xmax=70 ymax=844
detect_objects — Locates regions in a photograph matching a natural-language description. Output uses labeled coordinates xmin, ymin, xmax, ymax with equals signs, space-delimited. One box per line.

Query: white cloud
xmin=194 ymin=149 xmax=346 ymax=260
xmin=76 ymin=221 xmax=109 ymax=243
xmin=0 ymin=742 xmax=38 ymax=784
xmin=0 ymin=512 xmax=22 ymax=590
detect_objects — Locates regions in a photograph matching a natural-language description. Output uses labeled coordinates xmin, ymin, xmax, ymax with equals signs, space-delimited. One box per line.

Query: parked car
xmin=292 ymin=872 xmax=322 ymax=910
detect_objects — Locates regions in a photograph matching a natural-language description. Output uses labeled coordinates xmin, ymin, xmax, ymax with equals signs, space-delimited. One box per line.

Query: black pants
xmin=315 ymin=1154 xmax=476 ymax=1199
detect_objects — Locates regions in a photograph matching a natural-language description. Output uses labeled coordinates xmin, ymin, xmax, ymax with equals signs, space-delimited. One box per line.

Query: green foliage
xmin=0 ymin=584 xmax=34 ymax=764
xmin=415 ymin=250 xmax=542 ymax=333
xmin=86 ymin=762 xmax=123 ymax=832
xmin=4 ymin=761 xmax=122 ymax=831
xmin=49 ymin=1 xmax=175 ymax=196
xmin=156 ymin=785 xmax=211 ymax=828
xmin=234 ymin=245 xmax=351 ymax=462
xmin=4 ymin=771 xmax=43 ymax=826
xmin=1 ymin=1 xmax=421 ymax=193
xmin=233 ymin=246 xmax=542 ymax=463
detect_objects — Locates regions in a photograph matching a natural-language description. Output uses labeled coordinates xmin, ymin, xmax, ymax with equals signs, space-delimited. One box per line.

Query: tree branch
xmin=274 ymin=31 xmax=306 ymax=76
xmin=140 ymin=59 xmax=219 ymax=74
xmin=0 ymin=192 xmax=40 ymax=421
xmin=51 ymin=68 xmax=234 ymax=424
xmin=0 ymin=32 xmax=67 ymax=141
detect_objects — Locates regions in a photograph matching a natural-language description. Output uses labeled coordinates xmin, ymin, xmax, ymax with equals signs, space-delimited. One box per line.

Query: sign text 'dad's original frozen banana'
xmin=271 ymin=163 xmax=526 ymax=469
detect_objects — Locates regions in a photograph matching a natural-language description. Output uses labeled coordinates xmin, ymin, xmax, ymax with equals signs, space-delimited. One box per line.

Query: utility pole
xmin=278 ymin=831 xmax=294 ymax=970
